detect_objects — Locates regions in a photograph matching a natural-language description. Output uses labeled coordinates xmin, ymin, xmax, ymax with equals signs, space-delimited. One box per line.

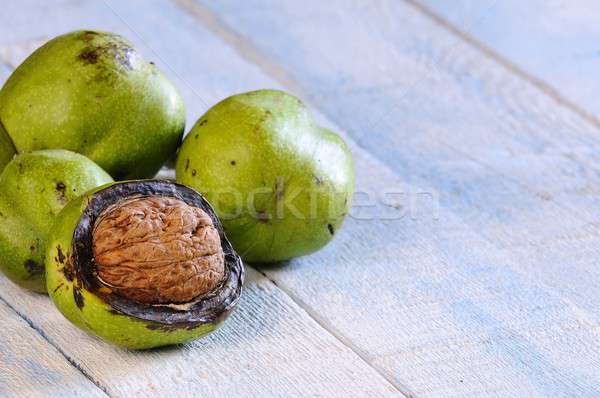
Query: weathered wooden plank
xmin=418 ymin=0 xmax=600 ymax=118
xmin=0 ymin=1 xmax=401 ymax=396
xmin=0 ymin=58 xmax=10 ymax=80
xmin=0 ymin=0 xmax=123 ymax=46
xmin=0 ymin=298 xmax=107 ymax=398
xmin=0 ymin=270 xmax=399 ymax=397
xmin=180 ymin=0 xmax=600 ymax=396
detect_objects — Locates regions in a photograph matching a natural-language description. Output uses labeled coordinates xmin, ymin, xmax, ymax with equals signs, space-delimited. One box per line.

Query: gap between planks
xmin=403 ymin=0 xmax=600 ymax=132
xmin=0 ymin=294 xmax=111 ymax=397
xmin=259 ymin=270 xmax=418 ymax=398
xmin=169 ymin=0 xmax=418 ymax=396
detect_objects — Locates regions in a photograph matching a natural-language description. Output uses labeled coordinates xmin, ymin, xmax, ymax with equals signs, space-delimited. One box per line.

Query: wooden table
xmin=1 ymin=1 xmax=600 ymax=396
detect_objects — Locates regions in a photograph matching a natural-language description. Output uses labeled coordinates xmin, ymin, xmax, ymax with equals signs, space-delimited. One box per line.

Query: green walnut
xmin=176 ymin=90 xmax=355 ymax=263
xmin=46 ymin=180 xmax=244 ymax=349
xmin=0 ymin=30 xmax=185 ymax=179
xmin=0 ymin=149 xmax=112 ymax=292
xmin=0 ymin=122 xmax=16 ymax=171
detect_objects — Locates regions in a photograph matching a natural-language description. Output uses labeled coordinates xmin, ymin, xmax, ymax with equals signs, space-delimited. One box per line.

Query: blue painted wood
xmin=419 ymin=0 xmax=600 ymax=117
xmin=192 ymin=0 xmax=600 ymax=396
xmin=0 ymin=299 xmax=106 ymax=397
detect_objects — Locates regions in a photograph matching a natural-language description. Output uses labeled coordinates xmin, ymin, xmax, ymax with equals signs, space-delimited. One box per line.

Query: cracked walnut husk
xmin=46 ymin=180 xmax=244 ymax=349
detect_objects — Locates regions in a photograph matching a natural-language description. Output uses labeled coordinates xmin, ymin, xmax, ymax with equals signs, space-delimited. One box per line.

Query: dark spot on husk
xmin=191 ymin=169 xmax=197 ymax=177
xmin=78 ymin=41 xmax=135 ymax=71
xmin=257 ymin=211 xmax=271 ymax=223
xmin=62 ymin=263 xmax=74 ymax=282
xmin=29 ymin=240 xmax=39 ymax=253
xmin=79 ymin=48 xmax=99 ymax=64
xmin=149 ymin=61 xmax=155 ymax=65
xmin=17 ymin=162 xmax=25 ymax=174
xmin=53 ymin=283 xmax=64 ymax=293
xmin=56 ymin=182 xmax=67 ymax=204
xmin=259 ymin=110 xmax=272 ymax=124
xmin=314 ymin=175 xmax=323 ymax=185
xmin=327 ymin=224 xmax=335 ymax=235
xmin=230 ymin=160 xmax=236 ymax=166
xmin=73 ymin=287 xmax=85 ymax=309
xmin=185 ymin=159 xmax=190 ymax=172
xmin=56 ymin=245 xmax=66 ymax=264
xmin=199 ymin=119 xmax=208 ymax=126
xmin=24 ymin=259 xmax=43 ymax=276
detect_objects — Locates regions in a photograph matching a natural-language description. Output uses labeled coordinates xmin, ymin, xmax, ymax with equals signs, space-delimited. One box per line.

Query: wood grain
xmin=0 ymin=270 xmax=399 ymax=397
xmin=0 ymin=298 xmax=107 ymax=398
xmin=417 ymin=0 xmax=600 ymax=120
xmin=184 ymin=0 xmax=600 ymax=396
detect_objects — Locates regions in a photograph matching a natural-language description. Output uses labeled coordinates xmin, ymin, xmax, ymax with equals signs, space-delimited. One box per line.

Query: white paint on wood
xmin=418 ymin=0 xmax=600 ymax=118
xmin=188 ymin=0 xmax=600 ymax=396
xmin=0 ymin=270 xmax=400 ymax=397
xmin=0 ymin=299 xmax=107 ymax=398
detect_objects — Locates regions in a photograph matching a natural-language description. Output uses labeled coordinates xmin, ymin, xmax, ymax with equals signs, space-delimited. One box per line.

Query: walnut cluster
xmin=92 ymin=196 xmax=225 ymax=304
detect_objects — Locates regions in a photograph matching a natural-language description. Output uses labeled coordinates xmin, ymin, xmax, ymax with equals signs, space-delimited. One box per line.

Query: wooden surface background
xmin=1 ymin=1 xmax=600 ymax=397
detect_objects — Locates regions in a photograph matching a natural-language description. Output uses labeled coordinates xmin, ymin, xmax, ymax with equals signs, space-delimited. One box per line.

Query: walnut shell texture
xmin=92 ymin=196 xmax=225 ymax=303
